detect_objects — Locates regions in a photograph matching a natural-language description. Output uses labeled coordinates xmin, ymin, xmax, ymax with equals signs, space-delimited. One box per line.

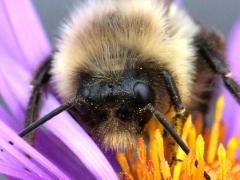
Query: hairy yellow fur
xmin=51 ymin=0 xmax=200 ymax=149
xmin=52 ymin=0 xmax=199 ymax=103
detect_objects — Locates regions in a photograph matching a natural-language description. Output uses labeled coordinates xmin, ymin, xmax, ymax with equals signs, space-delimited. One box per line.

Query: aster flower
xmin=0 ymin=0 xmax=240 ymax=180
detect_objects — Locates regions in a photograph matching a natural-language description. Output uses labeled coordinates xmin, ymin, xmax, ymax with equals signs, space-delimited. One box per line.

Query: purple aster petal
xmin=223 ymin=20 xmax=240 ymax=139
xmin=0 ymin=0 xmax=119 ymax=177
xmin=0 ymin=51 xmax=118 ymax=179
xmin=0 ymin=162 xmax=42 ymax=180
xmin=175 ymin=0 xmax=182 ymax=6
xmin=0 ymin=0 xmax=51 ymax=72
xmin=0 ymin=55 xmax=31 ymax=128
xmin=40 ymin=95 xmax=118 ymax=180
xmin=0 ymin=120 xmax=70 ymax=179
xmin=0 ymin=150 xmax=24 ymax=169
xmin=34 ymin=130 xmax=95 ymax=180
xmin=0 ymin=0 xmax=124 ymax=179
xmin=0 ymin=138 xmax=52 ymax=179
xmin=0 ymin=107 xmax=18 ymax=131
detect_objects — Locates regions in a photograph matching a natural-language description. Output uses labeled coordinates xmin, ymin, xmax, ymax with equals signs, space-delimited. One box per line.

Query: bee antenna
xmin=145 ymin=104 xmax=189 ymax=153
xmin=19 ymin=98 xmax=82 ymax=137
xmin=145 ymin=104 xmax=211 ymax=180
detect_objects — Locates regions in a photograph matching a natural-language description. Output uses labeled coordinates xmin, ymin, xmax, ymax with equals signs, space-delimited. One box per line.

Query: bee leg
xmin=199 ymin=44 xmax=240 ymax=104
xmin=159 ymin=58 xmax=211 ymax=180
xmin=161 ymin=70 xmax=187 ymax=164
xmin=24 ymin=57 xmax=52 ymax=144
xmin=161 ymin=70 xmax=186 ymax=117
xmin=161 ymin=70 xmax=186 ymax=135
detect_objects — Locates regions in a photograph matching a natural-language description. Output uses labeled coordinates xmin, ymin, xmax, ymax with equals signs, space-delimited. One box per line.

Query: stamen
xmin=207 ymin=96 xmax=224 ymax=163
xmin=117 ymin=96 xmax=240 ymax=179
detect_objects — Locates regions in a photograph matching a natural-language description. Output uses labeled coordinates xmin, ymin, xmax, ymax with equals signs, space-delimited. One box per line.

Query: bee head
xmin=51 ymin=0 xmax=199 ymax=150
xmin=73 ymin=69 xmax=159 ymax=150
xmin=78 ymin=71 xmax=154 ymax=124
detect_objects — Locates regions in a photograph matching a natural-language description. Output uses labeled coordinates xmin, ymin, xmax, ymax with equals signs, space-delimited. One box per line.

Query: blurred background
xmin=33 ymin=0 xmax=240 ymax=44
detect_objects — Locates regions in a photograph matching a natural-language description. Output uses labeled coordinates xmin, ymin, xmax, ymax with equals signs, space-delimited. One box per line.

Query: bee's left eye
xmin=134 ymin=82 xmax=154 ymax=106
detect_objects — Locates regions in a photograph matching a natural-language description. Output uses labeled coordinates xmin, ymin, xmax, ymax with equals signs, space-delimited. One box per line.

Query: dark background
xmin=33 ymin=0 xmax=240 ymax=44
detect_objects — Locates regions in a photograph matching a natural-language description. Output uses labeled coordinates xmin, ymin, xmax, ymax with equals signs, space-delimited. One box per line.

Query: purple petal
xmin=0 ymin=150 xmax=24 ymax=169
xmin=0 ymin=55 xmax=31 ymax=128
xmin=0 ymin=0 xmax=118 ymax=178
xmin=0 ymin=137 xmax=52 ymax=179
xmin=0 ymin=162 xmax=42 ymax=180
xmin=40 ymin=95 xmax=118 ymax=180
xmin=0 ymin=120 xmax=70 ymax=180
xmin=223 ymin=20 xmax=240 ymax=139
xmin=34 ymin=130 xmax=95 ymax=179
xmin=175 ymin=0 xmax=182 ymax=6
xmin=0 ymin=107 xmax=18 ymax=131
xmin=0 ymin=51 xmax=118 ymax=179
xmin=0 ymin=0 xmax=51 ymax=72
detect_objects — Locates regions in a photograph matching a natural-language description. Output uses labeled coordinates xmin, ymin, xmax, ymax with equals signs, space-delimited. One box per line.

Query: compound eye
xmin=133 ymin=82 xmax=153 ymax=106
xmin=82 ymin=89 xmax=90 ymax=98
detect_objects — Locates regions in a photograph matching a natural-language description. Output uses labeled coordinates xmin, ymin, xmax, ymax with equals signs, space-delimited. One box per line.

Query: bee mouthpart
xmin=94 ymin=116 xmax=140 ymax=151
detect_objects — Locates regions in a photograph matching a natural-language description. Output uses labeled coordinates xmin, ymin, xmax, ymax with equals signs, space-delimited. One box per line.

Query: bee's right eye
xmin=133 ymin=82 xmax=154 ymax=106
xmin=81 ymin=89 xmax=90 ymax=98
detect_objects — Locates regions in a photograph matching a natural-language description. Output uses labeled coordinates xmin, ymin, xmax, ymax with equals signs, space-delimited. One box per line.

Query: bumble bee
xmin=22 ymin=0 xmax=239 ymax=160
